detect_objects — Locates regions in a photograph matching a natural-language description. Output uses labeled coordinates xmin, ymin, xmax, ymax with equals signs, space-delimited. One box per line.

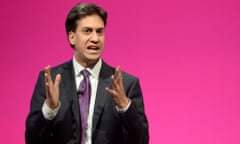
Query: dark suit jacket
xmin=25 ymin=60 xmax=149 ymax=144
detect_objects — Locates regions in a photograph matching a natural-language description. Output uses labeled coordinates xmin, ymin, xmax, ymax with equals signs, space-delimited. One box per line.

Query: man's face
xmin=69 ymin=14 xmax=105 ymax=67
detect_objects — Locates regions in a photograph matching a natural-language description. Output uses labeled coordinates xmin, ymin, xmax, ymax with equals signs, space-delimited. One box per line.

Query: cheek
xmin=100 ymin=37 xmax=104 ymax=44
xmin=76 ymin=37 xmax=87 ymax=46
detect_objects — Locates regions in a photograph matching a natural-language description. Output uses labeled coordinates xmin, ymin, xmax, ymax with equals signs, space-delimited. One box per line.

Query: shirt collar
xmin=72 ymin=56 xmax=102 ymax=79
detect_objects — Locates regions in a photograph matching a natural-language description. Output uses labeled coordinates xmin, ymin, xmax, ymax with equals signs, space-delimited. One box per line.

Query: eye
xmin=97 ymin=28 xmax=104 ymax=35
xmin=82 ymin=28 xmax=92 ymax=34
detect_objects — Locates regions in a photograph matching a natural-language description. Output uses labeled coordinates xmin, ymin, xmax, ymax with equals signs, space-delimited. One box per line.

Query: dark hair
xmin=65 ymin=2 xmax=107 ymax=35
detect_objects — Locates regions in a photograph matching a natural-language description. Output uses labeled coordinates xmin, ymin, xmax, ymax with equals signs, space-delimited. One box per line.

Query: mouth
xmin=87 ymin=46 xmax=100 ymax=51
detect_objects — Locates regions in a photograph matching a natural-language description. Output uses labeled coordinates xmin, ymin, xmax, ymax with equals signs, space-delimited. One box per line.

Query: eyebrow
xmin=81 ymin=27 xmax=105 ymax=33
xmin=82 ymin=26 xmax=104 ymax=29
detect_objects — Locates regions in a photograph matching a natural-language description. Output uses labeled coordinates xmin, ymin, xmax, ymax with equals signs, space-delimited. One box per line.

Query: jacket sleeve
xmin=120 ymin=77 xmax=149 ymax=144
xmin=25 ymin=72 xmax=55 ymax=144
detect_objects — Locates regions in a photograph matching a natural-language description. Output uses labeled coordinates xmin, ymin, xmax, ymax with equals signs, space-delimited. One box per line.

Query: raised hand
xmin=105 ymin=66 xmax=129 ymax=109
xmin=44 ymin=65 xmax=61 ymax=109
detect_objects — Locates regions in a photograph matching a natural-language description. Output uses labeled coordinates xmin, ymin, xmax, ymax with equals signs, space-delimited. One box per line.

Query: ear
xmin=68 ymin=31 xmax=75 ymax=45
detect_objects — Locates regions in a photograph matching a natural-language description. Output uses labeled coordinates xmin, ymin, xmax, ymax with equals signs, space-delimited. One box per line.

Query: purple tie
xmin=78 ymin=69 xmax=91 ymax=144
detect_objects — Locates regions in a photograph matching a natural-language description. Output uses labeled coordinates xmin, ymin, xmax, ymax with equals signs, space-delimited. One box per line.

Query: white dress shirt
xmin=72 ymin=56 xmax=101 ymax=144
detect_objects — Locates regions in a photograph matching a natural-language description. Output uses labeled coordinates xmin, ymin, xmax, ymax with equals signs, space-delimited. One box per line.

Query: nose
xmin=90 ymin=31 xmax=99 ymax=44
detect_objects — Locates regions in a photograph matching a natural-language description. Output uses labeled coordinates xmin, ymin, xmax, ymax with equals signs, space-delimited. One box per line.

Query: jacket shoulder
xmin=102 ymin=61 xmax=139 ymax=82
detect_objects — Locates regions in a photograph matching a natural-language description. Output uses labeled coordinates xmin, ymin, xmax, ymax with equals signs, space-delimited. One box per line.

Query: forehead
xmin=76 ymin=14 xmax=104 ymax=28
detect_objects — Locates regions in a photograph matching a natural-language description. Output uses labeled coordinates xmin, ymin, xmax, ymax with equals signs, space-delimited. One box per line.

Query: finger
xmin=44 ymin=72 xmax=49 ymax=86
xmin=44 ymin=72 xmax=50 ymax=97
xmin=115 ymin=67 xmax=124 ymax=90
xmin=115 ymin=66 xmax=123 ymax=84
xmin=105 ymin=87 xmax=112 ymax=95
xmin=45 ymin=65 xmax=53 ymax=85
xmin=118 ymin=68 xmax=125 ymax=89
xmin=118 ymin=67 xmax=123 ymax=83
xmin=44 ymin=66 xmax=52 ymax=98
xmin=105 ymin=87 xmax=116 ymax=96
xmin=115 ymin=66 xmax=120 ymax=82
xmin=54 ymin=74 xmax=61 ymax=88
xmin=111 ymin=75 xmax=118 ymax=89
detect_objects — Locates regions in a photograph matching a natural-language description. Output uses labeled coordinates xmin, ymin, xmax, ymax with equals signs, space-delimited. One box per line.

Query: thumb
xmin=54 ymin=74 xmax=61 ymax=87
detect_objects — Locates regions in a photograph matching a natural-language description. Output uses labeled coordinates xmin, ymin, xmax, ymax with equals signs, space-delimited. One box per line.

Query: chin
xmin=87 ymin=54 xmax=101 ymax=60
xmin=87 ymin=57 xmax=100 ymax=63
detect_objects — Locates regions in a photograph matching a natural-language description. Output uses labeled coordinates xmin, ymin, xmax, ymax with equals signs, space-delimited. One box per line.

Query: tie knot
xmin=78 ymin=69 xmax=90 ymax=95
xmin=81 ymin=69 xmax=90 ymax=77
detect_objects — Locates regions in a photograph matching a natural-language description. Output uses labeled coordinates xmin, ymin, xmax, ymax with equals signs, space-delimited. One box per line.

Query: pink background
xmin=1 ymin=0 xmax=240 ymax=143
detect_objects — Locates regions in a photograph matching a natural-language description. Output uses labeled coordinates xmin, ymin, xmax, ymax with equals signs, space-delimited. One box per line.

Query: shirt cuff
xmin=42 ymin=101 xmax=61 ymax=120
xmin=115 ymin=99 xmax=131 ymax=113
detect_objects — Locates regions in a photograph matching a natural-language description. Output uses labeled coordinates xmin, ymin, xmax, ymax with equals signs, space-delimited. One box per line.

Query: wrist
xmin=46 ymin=99 xmax=59 ymax=110
xmin=116 ymin=99 xmax=131 ymax=113
xmin=117 ymin=97 xmax=129 ymax=109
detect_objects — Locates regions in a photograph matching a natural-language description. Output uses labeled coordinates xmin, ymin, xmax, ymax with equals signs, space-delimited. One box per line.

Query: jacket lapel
xmin=92 ymin=61 xmax=114 ymax=130
xmin=59 ymin=60 xmax=80 ymax=126
xmin=58 ymin=60 xmax=115 ymax=133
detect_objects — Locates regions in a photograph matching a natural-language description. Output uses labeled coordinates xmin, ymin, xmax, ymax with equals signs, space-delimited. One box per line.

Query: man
xmin=25 ymin=2 xmax=149 ymax=144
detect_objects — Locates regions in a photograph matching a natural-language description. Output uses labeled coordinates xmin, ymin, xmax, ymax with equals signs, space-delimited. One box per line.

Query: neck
xmin=74 ymin=56 xmax=99 ymax=69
